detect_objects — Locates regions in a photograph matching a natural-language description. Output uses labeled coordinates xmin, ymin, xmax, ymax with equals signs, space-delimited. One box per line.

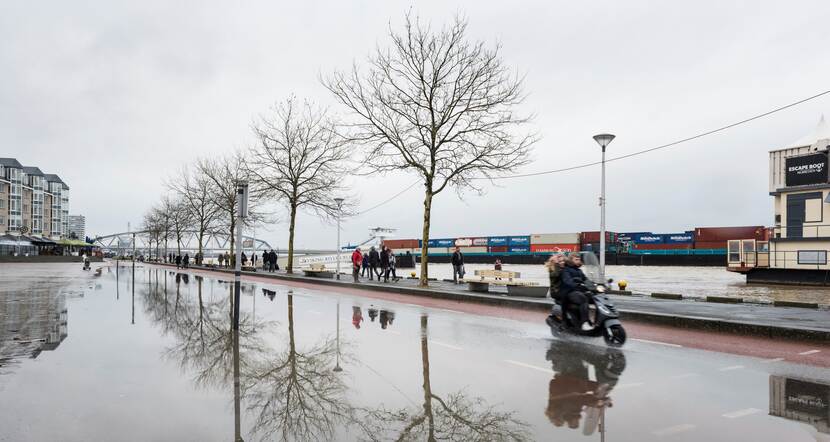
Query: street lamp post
xmin=592 ymin=133 xmax=615 ymax=282
xmin=334 ymin=197 xmax=345 ymax=280
xmin=233 ymin=182 xmax=249 ymax=331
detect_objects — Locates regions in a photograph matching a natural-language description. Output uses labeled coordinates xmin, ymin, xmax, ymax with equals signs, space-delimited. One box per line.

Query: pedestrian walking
xmin=389 ymin=251 xmax=398 ymax=280
xmin=183 ymin=253 xmax=190 ymax=268
xmin=241 ymin=252 xmax=248 ymax=267
xmin=494 ymin=258 xmax=503 ymax=271
xmin=218 ymin=254 xmax=224 ymax=268
xmin=252 ymin=252 xmax=257 ymax=267
xmin=175 ymin=254 xmax=182 ymax=269
xmin=369 ymin=246 xmax=380 ymax=281
xmin=380 ymin=246 xmax=390 ymax=282
xmin=451 ymin=247 xmax=465 ymax=283
xmin=351 ymin=247 xmax=363 ymax=282
xmin=361 ymin=253 xmax=369 ymax=278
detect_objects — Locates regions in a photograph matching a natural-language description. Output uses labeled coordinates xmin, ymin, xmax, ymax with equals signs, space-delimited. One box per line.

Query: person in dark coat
xmin=175 ymin=254 xmax=182 ymax=268
xmin=380 ymin=246 xmax=391 ymax=282
xmin=183 ymin=253 xmax=190 ymax=268
xmin=451 ymin=247 xmax=465 ymax=283
xmin=559 ymin=255 xmax=592 ymax=331
xmin=361 ymin=253 xmax=369 ymax=278
xmin=368 ymin=247 xmax=380 ymax=281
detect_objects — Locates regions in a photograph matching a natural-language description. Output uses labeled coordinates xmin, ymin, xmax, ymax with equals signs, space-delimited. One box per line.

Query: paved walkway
xmin=151 ymin=263 xmax=830 ymax=340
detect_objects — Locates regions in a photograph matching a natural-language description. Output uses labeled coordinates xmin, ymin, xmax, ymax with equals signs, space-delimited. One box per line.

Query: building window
xmin=797 ymin=250 xmax=827 ymax=265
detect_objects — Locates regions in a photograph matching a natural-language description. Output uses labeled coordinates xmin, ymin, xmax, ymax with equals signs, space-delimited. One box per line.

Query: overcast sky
xmin=2 ymin=1 xmax=829 ymax=249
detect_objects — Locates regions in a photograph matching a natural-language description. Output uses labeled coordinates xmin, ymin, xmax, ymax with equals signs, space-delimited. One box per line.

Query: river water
xmin=415 ymin=263 xmax=830 ymax=304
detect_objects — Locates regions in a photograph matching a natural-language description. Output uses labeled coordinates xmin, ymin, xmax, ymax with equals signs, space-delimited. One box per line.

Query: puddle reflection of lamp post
xmin=334 ymin=197 xmax=345 ymax=280
xmin=334 ymin=301 xmax=343 ymax=372
xmin=592 ymin=133 xmax=615 ymax=281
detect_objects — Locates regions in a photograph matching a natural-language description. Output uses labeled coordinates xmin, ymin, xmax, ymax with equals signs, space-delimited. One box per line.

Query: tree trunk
xmin=419 ymin=190 xmax=433 ymax=287
xmin=287 ymin=203 xmax=297 ymax=274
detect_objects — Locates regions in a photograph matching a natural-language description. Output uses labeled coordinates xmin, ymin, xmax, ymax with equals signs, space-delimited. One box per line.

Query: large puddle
xmin=1 ymin=263 xmax=828 ymax=441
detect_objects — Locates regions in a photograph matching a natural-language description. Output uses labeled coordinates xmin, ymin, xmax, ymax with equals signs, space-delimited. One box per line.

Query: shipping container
xmin=488 ymin=236 xmax=508 ymax=246
xmin=632 ymin=233 xmax=663 ymax=244
xmin=694 ymin=226 xmax=765 ymax=242
xmin=663 ymin=232 xmax=694 ymax=243
xmin=582 ymin=242 xmax=618 ymax=252
xmin=384 ymin=239 xmax=420 ymax=249
xmin=391 ymin=248 xmax=418 ymax=255
xmin=489 ymin=245 xmax=508 ymax=253
xmin=427 ymin=247 xmax=450 ymax=255
xmin=618 ymin=232 xmax=650 ymax=243
xmin=508 ymin=235 xmax=531 ymax=246
xmin=427 ymin=238 xmax=456 ymax=247
xmin=530 ymin=233 xmax=580 ymax=244
xmin=631 ymin=243 xmax=693 ymax=250
xmin=454 ymin=238 xmax=473 ymax=247
xmin=459 ymin=246 xmax=488 ymax=254
xmin=508 ymin=246 xmax=530 ymax=253
xmin=530 ymin=244 xmax=580 ymax=253
xmin=580 ymin=231 xmax=617 ymax=244
xmin=694 ymin=240 xmax=728 ymax=249
xmin=472 ymin=237 xmax=489 ymax=246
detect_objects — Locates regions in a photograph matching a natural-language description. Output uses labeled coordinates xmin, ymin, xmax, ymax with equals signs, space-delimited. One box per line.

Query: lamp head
xmin=334 ymin=197 xmax=345 ymax=208
xmin=593 ymin=133 xmax=616 ymax=149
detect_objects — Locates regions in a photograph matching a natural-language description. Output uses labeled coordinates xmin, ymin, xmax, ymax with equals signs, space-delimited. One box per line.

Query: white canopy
xmin=785 ymin=115 xmax=830 ymax=148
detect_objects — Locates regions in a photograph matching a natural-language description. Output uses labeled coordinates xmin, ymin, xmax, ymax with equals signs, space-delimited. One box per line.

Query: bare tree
xmin=168 ymin=165 xmax=220 ymax=260
xmin=249 ymin=97 xmax=351 ymax=274
xmin=197 ymin=152 xmax=260 ymax=261
xmin=325 ymin=14 xmax=536 ymax=286
xmin=167 ymin=196 xmax=190 ymax=256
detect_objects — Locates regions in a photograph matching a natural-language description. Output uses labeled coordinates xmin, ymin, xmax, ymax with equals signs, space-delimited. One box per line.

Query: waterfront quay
xmin=3 ymin=261 xmax=830 ymax=441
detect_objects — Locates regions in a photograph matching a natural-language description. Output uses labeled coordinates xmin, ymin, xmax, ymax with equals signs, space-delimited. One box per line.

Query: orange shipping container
xmin=530 ymin=244 xmax=580 ymax=253
xmin=383 ymin=239 xmax=419 ymax=249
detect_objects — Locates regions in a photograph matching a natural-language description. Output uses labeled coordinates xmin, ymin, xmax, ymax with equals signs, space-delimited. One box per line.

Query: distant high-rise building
xmin=67 ymin=215 xmax=86 ymax=240
xmin=0 ymin=158 xmax=69 ymax=240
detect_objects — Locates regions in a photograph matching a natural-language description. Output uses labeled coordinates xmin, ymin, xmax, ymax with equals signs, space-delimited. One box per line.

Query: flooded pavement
xmin=420 ymin=263 xmax=830 ymax=304
xmin=2 ymin=263 xmax=829 ymax=441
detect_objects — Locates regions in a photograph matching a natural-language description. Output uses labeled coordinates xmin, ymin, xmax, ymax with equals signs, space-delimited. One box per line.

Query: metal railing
xmin=772 ymin=224 xmax=830 ymax=239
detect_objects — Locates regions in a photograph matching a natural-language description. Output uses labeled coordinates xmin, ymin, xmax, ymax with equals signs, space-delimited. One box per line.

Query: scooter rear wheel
xmin=603 ymin=324 xmax=626 ymax=347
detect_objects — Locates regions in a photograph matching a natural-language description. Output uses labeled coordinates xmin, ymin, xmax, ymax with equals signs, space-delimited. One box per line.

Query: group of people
xmin=350 ymin=246 xmax=398 ymax=283
xmin=546 ymin=253 xmax=592 ymax=331
xmin=260 ymin=250 xmax=280 ymax=272
xmin=168 ymin=253 xmax=190 ymax=269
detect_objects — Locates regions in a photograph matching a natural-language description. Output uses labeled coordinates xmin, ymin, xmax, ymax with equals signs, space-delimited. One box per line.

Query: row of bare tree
xmin=143 ymin=13 xmax=535 ymax=286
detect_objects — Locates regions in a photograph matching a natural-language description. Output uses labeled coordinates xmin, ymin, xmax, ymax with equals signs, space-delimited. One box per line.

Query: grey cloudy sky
xmin=2 ymin=1 xmax=829 ymax=249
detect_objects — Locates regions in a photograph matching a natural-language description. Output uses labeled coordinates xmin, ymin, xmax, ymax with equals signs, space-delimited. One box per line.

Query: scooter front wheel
xmin=603 ymin=324 xmax=626 ymax=347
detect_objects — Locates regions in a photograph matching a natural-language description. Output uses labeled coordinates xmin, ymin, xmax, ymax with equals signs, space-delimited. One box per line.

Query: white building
xmin=67 ymin=215 xmax=86 ymax=240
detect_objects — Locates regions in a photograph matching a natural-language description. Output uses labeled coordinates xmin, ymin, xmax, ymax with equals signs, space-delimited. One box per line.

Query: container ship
xmin=383 ymin=226 xmax=768 ymax=267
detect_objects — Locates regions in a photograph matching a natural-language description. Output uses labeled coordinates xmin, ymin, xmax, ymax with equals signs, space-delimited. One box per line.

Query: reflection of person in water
xmin=262 ymin=288 xmax=277 ymax=301
xmin=352 ymin=306 xmax=363 ymax=329
xmin=368 ymin=308 xmax=378 ymax=322
xmin=544 ymin=340 xmax=625 ymax=434
xmin=379 ymin=310 xmax=395 ymax=329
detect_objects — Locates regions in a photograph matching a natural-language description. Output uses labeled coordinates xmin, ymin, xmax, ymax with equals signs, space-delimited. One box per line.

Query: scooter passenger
xmin=545 ymin=255 xmax=565 ymax=320
xmin=560 ymin=254 xmax=592 ymax=331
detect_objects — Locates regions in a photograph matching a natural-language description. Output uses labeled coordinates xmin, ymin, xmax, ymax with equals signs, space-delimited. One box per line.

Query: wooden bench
xmin=303 ymin=263 xmax=334 ymax=279
xmin=464 ymin=270 xmax=549 ymax=298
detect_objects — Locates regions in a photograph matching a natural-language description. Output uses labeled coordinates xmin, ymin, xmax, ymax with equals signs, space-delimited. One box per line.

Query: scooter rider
xmin=559 ymin=254 xmax=593 ymax=331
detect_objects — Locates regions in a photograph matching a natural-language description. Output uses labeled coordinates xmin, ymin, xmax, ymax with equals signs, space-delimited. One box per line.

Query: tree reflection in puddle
xmin=140 ymin=269 xmax=530 ymax=441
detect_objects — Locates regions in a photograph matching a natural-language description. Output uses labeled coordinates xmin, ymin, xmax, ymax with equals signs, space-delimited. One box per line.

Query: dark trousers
xmin=353 ymin=266 xmax=360 ymax=282
xmin=369 ymin=265 xmax=378 ymax=280
xmin=452 ymin=264 xmax=464 ymax=283
xmin=564 ymin=292 xmax=589 ymax=325
xmin=389 ymin=267 xmax=397 ymax=279
xmin=361 ymin=265 xmax=368 ymax=277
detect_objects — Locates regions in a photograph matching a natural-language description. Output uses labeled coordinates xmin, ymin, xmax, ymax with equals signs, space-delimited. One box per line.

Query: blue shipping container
xmin=618 ymin=232 xmax=650 ymax=242
xmin=435 ymin=238 xmax=455 ymax=247
xmin=633 ymin=233 xmax=663 ymax=244
xmin=509 ymin=246 xmax=529 ymax=253
xmin=488 ymin=236 xmax=508 ymax=246
xmin=508 ymin=236 xmax=530 ymax=245
xmin=663 ymin=233 xmax=694 ymax=243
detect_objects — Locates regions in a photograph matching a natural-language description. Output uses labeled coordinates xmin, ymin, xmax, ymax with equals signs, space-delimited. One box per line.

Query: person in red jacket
xmin=351 ymin=247 xmax=363 ymax=282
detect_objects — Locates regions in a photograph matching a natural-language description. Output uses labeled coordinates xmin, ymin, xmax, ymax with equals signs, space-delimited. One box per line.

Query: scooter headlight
xmin=596 ymin=285 xmax=606 ymax=293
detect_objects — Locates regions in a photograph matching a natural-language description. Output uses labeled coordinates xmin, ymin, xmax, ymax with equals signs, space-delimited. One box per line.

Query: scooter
xmin=547 ymin=278 xmax=627 ymax=347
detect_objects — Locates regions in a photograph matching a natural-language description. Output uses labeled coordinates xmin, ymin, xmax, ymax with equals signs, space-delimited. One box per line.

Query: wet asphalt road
xmin=1 ymin=263 xmax=829 ymax=441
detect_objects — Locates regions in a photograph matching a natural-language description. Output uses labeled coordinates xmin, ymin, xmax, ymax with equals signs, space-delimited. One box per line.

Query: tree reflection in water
xmin=354 ymin=315 xmax=530 ymax=442
xmin=140 ymin=271 xmax=527 ymax=441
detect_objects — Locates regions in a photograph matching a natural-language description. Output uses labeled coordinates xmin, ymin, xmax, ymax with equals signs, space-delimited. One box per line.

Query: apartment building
xmin=0 ymin=158 xmax=69 ymax=240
